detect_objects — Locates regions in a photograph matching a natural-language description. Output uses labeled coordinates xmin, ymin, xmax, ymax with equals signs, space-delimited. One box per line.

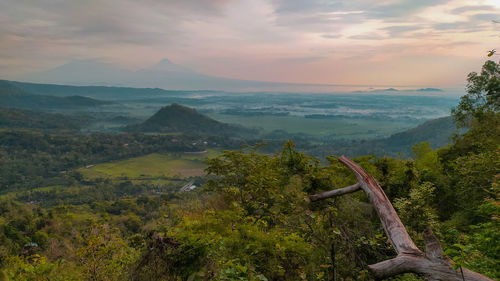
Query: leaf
xmin=257 ymin=274 xmax=268 ymax=281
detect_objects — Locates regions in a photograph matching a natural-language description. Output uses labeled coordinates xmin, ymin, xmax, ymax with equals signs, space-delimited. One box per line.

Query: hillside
xmin=126 ymin=103 xmax=255 ymax=136
xmin=308 ymin=116 xmax=459 ymax=158
xmin=375 ymin=116 xmax=457 ymax=150
xmin=0 ymin=107 xmax=92 ymax=131
xmin=7 ymin=79 xmax=183 ymax=100
xmin=0 ymin=80 xmax=110 ymax=109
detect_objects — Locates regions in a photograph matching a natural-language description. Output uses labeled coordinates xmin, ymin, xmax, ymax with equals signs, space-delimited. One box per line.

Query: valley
xmin=3 ymin=79 xmax=460 ymax=141
xmin=80 ymin=150 xmax=218 ymax=185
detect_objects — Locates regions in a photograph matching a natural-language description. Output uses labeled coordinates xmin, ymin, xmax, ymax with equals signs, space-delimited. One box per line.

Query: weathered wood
xmin=368 ymin=253 xmax=494 ymax=281
xmin=309 ymin=183 xmax=360 ymax=202
xmin=310 ymin=155 xmax=494 ymax=281
xmin=423 ymin=227 xmax=444 ymax=260
xmin=338 ymin=155 xmax=420 ymax=255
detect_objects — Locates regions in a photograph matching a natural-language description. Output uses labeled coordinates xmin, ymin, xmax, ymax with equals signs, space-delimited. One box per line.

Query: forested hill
xmin=361 ymin=116 xmax=458 ymax=155
xmin=308 ymin=116 xmax=458 ymax=158
xmin=7 ymin=79 xmax=182 ymax=100
xmin=0 ymin=80 xmax=110 ymax=109
xmin=0 ymin=107 xmax=92 ymax=131
xmin=126 ymin=103 xmax=256 ymax=136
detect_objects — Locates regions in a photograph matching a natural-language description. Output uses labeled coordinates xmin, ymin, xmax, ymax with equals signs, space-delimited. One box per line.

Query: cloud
xmin=383 ymin=25 xmax=423 ymax=37
xmin=451 ymin=5 xmax=496 ymax=14
xmin=472 ymin=13 xmax=500 ymax=22
xmin=0 ymin=0 xmax=499 ymax=87
xmin=366 ymin=0 xmax=451 ymax=19
xmin=277 ymin=56 xmax=325 ymax=63
xmin=321 ymin=34 xmax=342 ymax=39
xmin=349 ymin=33 xmax=386 ymax=40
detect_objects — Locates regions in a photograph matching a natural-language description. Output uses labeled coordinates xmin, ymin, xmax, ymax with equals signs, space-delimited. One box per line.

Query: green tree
xmin=452 ymin=60 xmax=500 ymax=127
xmin=76 ymin=224 xmax=137 ymax=281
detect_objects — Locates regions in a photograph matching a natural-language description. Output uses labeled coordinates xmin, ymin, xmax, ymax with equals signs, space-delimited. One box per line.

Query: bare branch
xmin=338 ymin=155 xmax=420 ymax=255
xmin=311 ymin=155 xmax=494 ymax=280
xmin=369 ymin=253 xmax=495 ymax=281
xmin=423 ymin=227 xmax=444 ymax=260
xmin=309 ymin=183 xmax=360 ymax=202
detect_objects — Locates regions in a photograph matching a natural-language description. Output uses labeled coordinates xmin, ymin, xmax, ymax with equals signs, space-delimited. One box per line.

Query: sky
xmin=1 ymin=0 xmax=499 ymax=87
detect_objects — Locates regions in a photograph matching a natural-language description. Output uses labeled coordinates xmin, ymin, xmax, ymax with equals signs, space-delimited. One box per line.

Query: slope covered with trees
xmin=126 ymin=103 xmax=257 ymax=137
xmin=0 ymin=80 xmax=109 ymax=110
xmin=0 ymin=108 xmax=92 ymax=132
xmin=307 ymin=116 xmax=458 ymax=158
xmin=8 ymin=79 xmax=182 ymax=100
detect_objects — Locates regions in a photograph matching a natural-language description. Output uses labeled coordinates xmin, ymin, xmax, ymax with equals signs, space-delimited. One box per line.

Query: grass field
xmin=207 ymin=113 xmax=416 ymax=139
xmin=80 ymin=149 xmax=219 ymax=182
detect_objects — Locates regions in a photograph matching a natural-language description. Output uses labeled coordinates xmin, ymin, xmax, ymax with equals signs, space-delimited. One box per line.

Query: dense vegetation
xmin=0 ymin=131 xmax=245 ymax=192
xmin=304 ymin=116 xmax=458 ymax=158
xmin=0 ymin=61 xmax=498 ymax=280
xmin=0 ymin=108 xmax=92 ymax=132
xmin=0 ymin=80 xmax=108 ymax=110
xmin=8 ymin=80 xmax=183 ymax=100
xmin=126 ymin=103 xmax=257 ymax=137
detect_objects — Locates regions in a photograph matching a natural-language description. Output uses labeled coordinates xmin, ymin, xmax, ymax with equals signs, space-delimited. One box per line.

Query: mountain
xmin=126 ymin=103 xmax=256 ymax=136
xmin=351 ymin=87 xmax=446 ymax=94
xmin=22 ymin=60 xmax=132 ymax=86
xmin=0 ymin=80 xmax=110 ymax=110
xmin=369 ymin=116 xmax=458 ymax=153
xmin=20 ymin=59 xmax=309 ymax=91
xmin=8 ymin=80 xmax=183 ymax=100
xmin=416 ymin=88 xmax=443 ymax=92
xmin=145 ymin=58 xmax=194 ymax=73
xmin=358 ymin=116 xmax=460 ymax=156
xmin=0 ymin=107 xmax=92 ymax=131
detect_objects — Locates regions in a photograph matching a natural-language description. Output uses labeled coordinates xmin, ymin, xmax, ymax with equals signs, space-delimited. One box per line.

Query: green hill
xmin=308 ymin=116 xmax=459 ymax=158
xmin=0 ymin=107 xmax=92 ymax=131
xmin=126 ymin=103 xmax=255 ymax=136
xmin=377 ymin=116 xmax=457 ymax=150
xmin=0 ymin=80 xmax=109 ymax=109
xmin=8 ymin=80 xmax=182 ymax=100
xmin=358 ymin=116 xmax=461 ymax=156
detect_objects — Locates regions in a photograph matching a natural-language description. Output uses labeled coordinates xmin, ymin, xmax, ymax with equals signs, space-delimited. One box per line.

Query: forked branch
xmin=309 ymin=155 xmax=493 ymax=281
xmin=309 ymin=183 xmax=360 ymax=202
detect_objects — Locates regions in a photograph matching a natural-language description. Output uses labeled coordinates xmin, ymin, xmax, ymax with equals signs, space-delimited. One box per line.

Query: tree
xmin=76 ymin=224 xmax=137 ymax=281
xmin=452 ymin=60 xmax=500 ymax=127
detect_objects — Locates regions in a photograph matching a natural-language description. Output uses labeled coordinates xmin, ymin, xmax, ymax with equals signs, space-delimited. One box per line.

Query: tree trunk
xmin=310 ymin=155 xmax=494 ymax=281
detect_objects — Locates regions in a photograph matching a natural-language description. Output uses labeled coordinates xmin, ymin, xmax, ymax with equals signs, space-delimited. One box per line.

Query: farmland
xmin=79 ymin=149 xmax=219 ymax=184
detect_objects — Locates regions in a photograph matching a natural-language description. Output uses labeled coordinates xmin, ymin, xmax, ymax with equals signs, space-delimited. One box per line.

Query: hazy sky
xmin=1 ymin=0 xmax=499 ymax=87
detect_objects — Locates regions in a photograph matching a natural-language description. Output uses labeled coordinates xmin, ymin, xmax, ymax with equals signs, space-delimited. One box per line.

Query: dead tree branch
xmin=309 ymin=183 xmax=360 ymax=202
xmin=309 ymin=155 xmax=494 ymax=281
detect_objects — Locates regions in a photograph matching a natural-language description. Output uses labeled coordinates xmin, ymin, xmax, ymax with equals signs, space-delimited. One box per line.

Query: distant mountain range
xmin=20 ymin=59 xmax=304 ymax=91
xmin=8 ymin=79 xmax=183 ymax=100
xmin=18 ymin=59 xmax=448 ymax=93
xmin=0 ymin=80 xmax=109 ymax=110
xmin=351 ymin=87 xmax=444 ymax=94
xmin=126 ymin=103 xmax=256 ymax=137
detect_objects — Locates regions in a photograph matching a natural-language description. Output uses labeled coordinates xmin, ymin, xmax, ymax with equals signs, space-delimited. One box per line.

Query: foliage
xmin=0 ymin=80 xmax=107 ymax=110
xmin=394 ymin=182 xmax=438 ymax=236
xmin=76 ymin=224 xmax=138 ymax=281
xmin=4 ymin=255 xmax=80 ymax=281
xmin=127 ymin=103 xmax=257 ymax=137
xmin=452 ymin=60 xmax=500 ymax=127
